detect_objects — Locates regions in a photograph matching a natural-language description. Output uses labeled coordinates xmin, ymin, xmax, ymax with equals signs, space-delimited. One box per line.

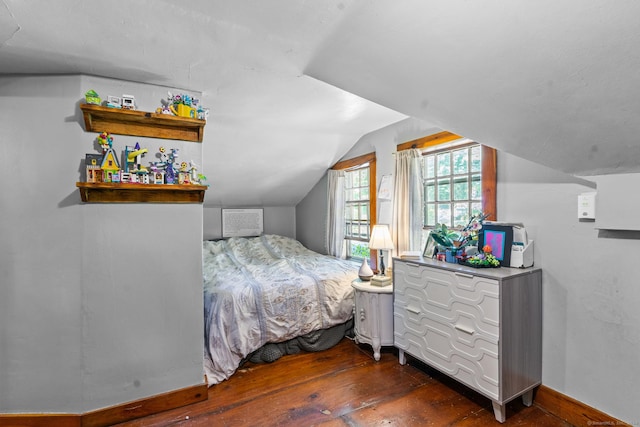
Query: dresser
xmin=352 ymin=279 xmax=394 ymax=361
xmin=393 ymin=258 xmax=542 ymax=423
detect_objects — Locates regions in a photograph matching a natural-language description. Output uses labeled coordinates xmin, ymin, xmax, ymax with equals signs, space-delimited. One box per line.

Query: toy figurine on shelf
xmin=187 ymin=160 xmax=207 ymax=184
xmin=121 ymin=94 xmax=136 ymax=110
xmin=105 ymin=95 xmax=122 ymax=109
xmin=156 ymin=96 xmax=173 ymax=115
xmin=160 ymin=91 xmax=206 ymax=119
xmin=96 ymin=132 xmax=113 ymax=152
xmin=84 ymin=132 xmax=119 ymax=183
xmin=124 ymin=142 xmax=148 ymax=173
xmin=85 ymin=90 xmax=101 ymax=105
xmin=149 ymin=146 xmax=181 ymax=184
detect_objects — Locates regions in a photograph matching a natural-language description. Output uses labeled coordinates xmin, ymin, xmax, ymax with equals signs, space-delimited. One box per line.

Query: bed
xmin=203 ymin=234 xmax=358 ymax=385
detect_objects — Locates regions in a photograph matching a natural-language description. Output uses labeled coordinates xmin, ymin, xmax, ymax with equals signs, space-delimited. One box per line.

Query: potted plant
xmin=430 ymin=213 xmax=489 ymax=263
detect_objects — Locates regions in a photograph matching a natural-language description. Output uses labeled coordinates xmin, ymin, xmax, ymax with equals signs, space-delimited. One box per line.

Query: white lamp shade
xmin=369 ymin=225 xmax=394 ymax=250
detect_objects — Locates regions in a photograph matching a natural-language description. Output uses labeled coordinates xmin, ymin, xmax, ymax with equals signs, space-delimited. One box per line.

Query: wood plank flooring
xmin=116 ymin=339 xmax=571 ymax=426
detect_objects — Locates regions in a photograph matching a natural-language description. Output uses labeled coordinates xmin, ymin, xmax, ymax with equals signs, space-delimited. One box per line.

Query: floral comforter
xmin=202 ymin=235 xmax=357 ymax=385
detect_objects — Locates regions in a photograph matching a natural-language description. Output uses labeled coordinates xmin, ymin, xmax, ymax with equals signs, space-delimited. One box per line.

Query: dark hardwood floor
xmin=116 ymin=339 xmax=571 ymax=426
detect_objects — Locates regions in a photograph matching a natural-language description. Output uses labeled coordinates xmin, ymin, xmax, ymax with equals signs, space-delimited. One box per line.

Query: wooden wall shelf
xmin=80 ymin=104 xmax=205 ymax=142
xmin=77 ymin=182 xmax=207 ymax=203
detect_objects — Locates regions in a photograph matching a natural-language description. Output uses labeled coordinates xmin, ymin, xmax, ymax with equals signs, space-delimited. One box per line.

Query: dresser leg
xmin=522 ymin=389 xmax=534 ymax=407
xmin=398 ymin=349 xmax=406 ymax=365
xmin=491 ymin=401 xmax=506 ymax=423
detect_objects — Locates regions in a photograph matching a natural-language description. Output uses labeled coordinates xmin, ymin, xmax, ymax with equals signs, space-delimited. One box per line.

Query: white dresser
xmin=352 ymin=279 xmax=394 ymax=361
xmin=393 ymin=258 xmax=542 ymax=423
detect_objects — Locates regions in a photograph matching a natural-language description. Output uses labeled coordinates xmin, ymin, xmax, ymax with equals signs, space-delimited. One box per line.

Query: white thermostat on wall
xmin=578 ymin=192 xmax=597 ymax=219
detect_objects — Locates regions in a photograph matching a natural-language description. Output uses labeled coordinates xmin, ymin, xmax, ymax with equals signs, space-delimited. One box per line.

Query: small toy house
xmin=85 ymin=153 xmax=104 ymax=183
xmin=101 ymin=147 xmax=120 ymax=182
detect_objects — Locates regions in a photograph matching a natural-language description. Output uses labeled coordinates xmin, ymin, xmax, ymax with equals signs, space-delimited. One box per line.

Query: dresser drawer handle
xmin=455 ymin=272 xmax=475 ymax=279
xmin=407 ymin=306 xmax=421 ymax=315
xmin=454 ymin=324 xmax=475 ymax=335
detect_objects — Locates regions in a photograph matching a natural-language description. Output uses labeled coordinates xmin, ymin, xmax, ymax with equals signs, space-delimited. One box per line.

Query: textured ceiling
xmin=2 ymin=0 xmax=639 ymax=206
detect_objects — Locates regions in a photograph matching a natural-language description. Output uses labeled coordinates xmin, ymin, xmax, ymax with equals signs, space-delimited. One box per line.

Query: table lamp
xmin=369 ymin=224 xmax=394 ymax=277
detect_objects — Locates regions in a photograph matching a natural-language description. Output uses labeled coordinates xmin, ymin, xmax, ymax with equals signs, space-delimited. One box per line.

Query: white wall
xmin=296 ymin=119 xmax=640 ymax=423
xmin=0 ymin=75 xmax=205 ymax=413
xmin=498 ymin=155 xmax=639 ymax=423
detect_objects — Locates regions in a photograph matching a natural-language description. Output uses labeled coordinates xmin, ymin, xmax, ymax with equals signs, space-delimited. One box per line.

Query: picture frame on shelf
xmin=423 ymin=231 xmax=436 ymax=258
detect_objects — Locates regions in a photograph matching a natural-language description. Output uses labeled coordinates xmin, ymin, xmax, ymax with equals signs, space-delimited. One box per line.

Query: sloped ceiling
xmin=305 ymin=1 xmax=640 ymax=177
xmin=2 ymin=1 xmax=638 ymax=207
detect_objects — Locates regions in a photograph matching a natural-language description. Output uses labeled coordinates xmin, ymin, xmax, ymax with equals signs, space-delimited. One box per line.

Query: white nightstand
xmin=351 ymin=278 xmax=394 ymax=361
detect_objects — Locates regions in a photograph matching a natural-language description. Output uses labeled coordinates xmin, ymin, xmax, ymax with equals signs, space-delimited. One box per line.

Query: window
xmin=331 ymin=152 xmax=377 ymax=262
xmin=397 ymin=131 xmax=497 ymax=236
xmin=344 ymin=165 xmax=371 ymax=259
xmin=423 ymin=143 xmax=483 ymax=227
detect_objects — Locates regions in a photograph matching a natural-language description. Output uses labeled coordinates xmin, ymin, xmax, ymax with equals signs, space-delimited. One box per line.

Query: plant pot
xmin=445 ymin=249 xmax=461 ymax=264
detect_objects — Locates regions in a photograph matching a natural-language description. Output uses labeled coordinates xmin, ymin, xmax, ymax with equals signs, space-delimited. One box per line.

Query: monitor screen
xmin=479 ymin=224 xmax=514 ymax=266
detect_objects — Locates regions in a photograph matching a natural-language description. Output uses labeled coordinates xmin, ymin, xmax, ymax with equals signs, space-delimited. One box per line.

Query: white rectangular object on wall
xmin=222 ymin=209 xmax=264 ymax=237
xmin=595 ymin=173 xmax=640 ymax=230
xmin=578 ymin=192 xmax=596 ymax=219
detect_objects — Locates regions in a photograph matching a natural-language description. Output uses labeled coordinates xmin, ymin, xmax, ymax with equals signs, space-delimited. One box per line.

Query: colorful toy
xmin=106 ymin=96 xmax=122 ymax=109
xmin=124 ymin=142 xmax=148 ymax=173
xmin=121 ymin=94 xmax=136 ymax=110
xmin=161 ymin=91 xmax=206 ymax=119
xmin=85 ymin=153 xmax=103 ymax=183
xmin=100 ymin=147 xmax=120 ymax=182
xmin=96 ymin=132 xmax=113 ymax=152
xmin=82 ymin=137 xmax=202 ymax=186
xmin=85 ymin=90 xmax=101 ymax=105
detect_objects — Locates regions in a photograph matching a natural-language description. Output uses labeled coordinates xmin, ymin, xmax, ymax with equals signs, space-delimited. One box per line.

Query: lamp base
xmin=379 ymin=253 xmax=386 ymax=276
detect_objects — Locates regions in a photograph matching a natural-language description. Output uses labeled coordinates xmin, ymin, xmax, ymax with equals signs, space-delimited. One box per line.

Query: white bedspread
xmin=203 ymin=235 xmax=357 ymax=385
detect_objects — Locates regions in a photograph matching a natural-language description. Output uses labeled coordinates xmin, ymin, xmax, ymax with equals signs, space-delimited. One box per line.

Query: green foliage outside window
xmin=350 ymin=242 xmax=370 ymax=260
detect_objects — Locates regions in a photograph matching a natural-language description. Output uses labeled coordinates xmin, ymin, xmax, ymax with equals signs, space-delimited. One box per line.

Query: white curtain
xmin=392 ymin=149 xmax=423 ymax=255
xmin=326 ymin=169 xmax=346 ymax=258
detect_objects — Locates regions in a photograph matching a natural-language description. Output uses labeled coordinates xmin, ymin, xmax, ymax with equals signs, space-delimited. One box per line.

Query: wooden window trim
xmin=397 ymin=131 xmax=497 ymax=221
xmin=331 ymin=152 xmax=378 ymax=269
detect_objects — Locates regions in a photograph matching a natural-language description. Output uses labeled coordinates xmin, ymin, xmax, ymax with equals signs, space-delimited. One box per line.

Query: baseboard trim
xmin=4 ymin=383 xmax=627 ymax=426
xmin=535 ymin=384 xmax=630 ymax=427
xmin=0 ymin=383 xmax=208 ymax=427
xmin=0 ymin=415 xmax=80 ymax=427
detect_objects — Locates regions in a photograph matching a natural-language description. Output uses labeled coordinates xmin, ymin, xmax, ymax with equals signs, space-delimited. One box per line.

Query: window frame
xmin=331 ymin=152 xmax=378 ymax=267
xmin=397 ymin=131 xmax=497 ymax=227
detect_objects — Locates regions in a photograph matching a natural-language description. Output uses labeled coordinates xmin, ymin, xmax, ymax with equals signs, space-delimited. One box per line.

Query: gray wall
xmin=203 ymin=206 xmax=296 ymax=240
xmin=296 ymin=118 xmax=640 ymax=423
xmin=295 ymin=174 xmax=328 ymax=254
xmin=0 ymin=75 xmax=205 ymax=413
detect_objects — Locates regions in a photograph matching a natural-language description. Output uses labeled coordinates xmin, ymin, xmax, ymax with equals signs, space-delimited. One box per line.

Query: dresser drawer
xmin=395 ymin=303 xmax=499 ymax=399
xmin=394 ymin=261 xmax=499 ymax=339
